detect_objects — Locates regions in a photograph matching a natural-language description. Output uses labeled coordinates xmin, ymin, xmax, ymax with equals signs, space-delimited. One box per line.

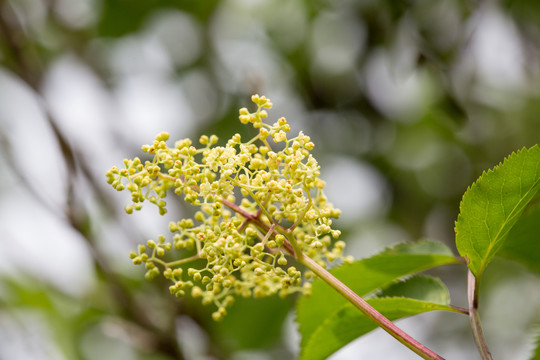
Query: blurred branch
xmin=0 ymin=2 xmax=39 ymax=86
xmin=0 ymin=2 xmax=185 ymax=359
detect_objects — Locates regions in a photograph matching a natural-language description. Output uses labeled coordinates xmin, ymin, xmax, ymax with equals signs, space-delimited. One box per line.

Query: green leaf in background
xmin=499 ymin=204 xmax=540 ymax=276
xmin=455 ymin=145 xmax=540 ymax=277
xmin=1 ymin=276 xmax=106 ymax=360
xmin=300 ymin=276 xmax=460 ymax=360
xmin=212 ymin=295 xmax=291 ymax=351
xmin=531 ymin=326 xmax=540 ymax=360
xmin=296 ymin=240 xmax=460 ymax=350
xmin=299 ymin=275 xmax=458 ymax=360
xmin=377 ymin=275 xmax=450 ymax=305
xmin=300 ymin=299 xmax=456 ymax=360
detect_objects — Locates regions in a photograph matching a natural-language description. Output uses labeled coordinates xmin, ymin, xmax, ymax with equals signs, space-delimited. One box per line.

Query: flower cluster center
xmin=107 ymin=95 xmax=351 ymax=320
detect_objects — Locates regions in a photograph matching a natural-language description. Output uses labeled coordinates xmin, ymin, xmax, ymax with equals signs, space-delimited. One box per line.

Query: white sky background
xmin=0 ymin=1 xmax=539 ymax=359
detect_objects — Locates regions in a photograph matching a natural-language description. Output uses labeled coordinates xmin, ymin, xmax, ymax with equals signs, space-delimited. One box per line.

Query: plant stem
xmin=221 ymin=198 xmax=445 ymax=359
xmin=467 ymin=269 xmax=493 ymax=360
xmin=298 ymin=253 xmax=445 ymax=360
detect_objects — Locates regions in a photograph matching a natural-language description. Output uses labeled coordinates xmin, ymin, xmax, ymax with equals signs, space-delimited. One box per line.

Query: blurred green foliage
xmin=0 ymin=0 xmax=539 ymax=358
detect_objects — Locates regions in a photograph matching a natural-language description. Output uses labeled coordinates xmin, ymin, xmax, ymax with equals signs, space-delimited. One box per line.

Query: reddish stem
xmin=221 ymin=198 xmax=445 ymax=360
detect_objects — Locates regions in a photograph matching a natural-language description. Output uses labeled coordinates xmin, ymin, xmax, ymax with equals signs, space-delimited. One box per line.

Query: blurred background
xmin=1 ymin=0 xmax=539 ymax=359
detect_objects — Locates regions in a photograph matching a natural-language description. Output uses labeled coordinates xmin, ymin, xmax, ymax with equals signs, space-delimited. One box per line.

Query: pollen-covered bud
xmin=273 ymin=130 xmax=287 ymax=143
xmin=169 ymin=221 xmax=179 ymax=232
xmin=312 ymin=240 xmax=323 ymax=249
xmin=287 ymin=267 xmax=298 ymax=277
xmin=199 ymin=135 xmax=209 ymax=145
xmin=156 ymin=247 xmax=165 ymax=257
xmin=209 ymin=135 xmax=219 ymax=145
xmin=145 ymin=268 xmax=160 ymax=280
xmin=275 ymin=234 xmax=285 ymax=246
xmin=163 ymin=268 xmax=173 ymax=279
xmin=173 ymin=268 xmax=183 ymax=278
xmin=192 ymin=286 xmax=203 ymax=297
xmin=212 ymin=307 xmax=227 ymax=321
xmin=156 ymin=132 xmax=169 ymax=141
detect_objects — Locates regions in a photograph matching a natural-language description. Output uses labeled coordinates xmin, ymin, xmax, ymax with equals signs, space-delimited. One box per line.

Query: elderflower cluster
xmin=107 ymin=95 xmax=352 ymax=320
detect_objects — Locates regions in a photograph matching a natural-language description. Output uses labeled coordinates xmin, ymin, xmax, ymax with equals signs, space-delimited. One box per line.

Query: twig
xmin=0 ymin=5 xmax=185 ymax=358
xmin=467 ymin=269 xmax=493 ymax=360
xmin=298 ymin=253 xmax=445 ymax=360
xmin=222 ymin=198 xmax=445 ymax=360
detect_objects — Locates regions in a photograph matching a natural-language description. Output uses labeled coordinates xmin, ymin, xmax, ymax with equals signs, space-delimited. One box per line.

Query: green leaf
xmin=499 ymin=204 xmax=540 ymax=276
xmin=300 ymin=297 xmax=460 ymax=360
xmin=455 ymin=145 xmax=540 ymax=277
xmin=1 ymin=275 xmax=105 ymax=360
xmin=212 ymin=295 xmax=291 ymax=351
xmin=297 ymin=240 xmax=459 ymax=349
xmin=377 ymin=275 xmax=450 ymax=305
xmin=531 ymin=326 xmax=540 ymax=360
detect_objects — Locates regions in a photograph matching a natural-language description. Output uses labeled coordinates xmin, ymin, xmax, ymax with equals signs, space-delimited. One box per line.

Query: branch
xmin=467 ymin=269 xmax=493 ymax=360
xmin=298 ymin=254 xmax=445 ymax=360
xmin=0 ymin=5 xmax=186 ymax=358
xmin=221 ymin=198 xmax=445 ymax=360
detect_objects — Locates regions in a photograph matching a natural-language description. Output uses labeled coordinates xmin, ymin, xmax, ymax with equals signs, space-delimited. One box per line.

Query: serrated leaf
xmin=499 ymin=204 xmax=540 ymax=276
xmin=300 ymin=297 xmax=460 ymax=360
xmin=377 ymin=275 xmax=450 ymax=305
xmin=455 ymin=145 xmax=540 ymax=277
xmin=297 ymin=240 xmax=459 ymax=349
